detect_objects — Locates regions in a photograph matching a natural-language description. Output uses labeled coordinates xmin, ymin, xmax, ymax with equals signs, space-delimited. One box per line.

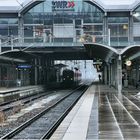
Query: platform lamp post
xmin=124 ymin=60 xmax=132 ymax=87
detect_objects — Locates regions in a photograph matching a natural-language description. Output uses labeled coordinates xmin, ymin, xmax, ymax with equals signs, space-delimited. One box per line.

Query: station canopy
xmin=84 ymin=43 xmax=119 ymax=63
xmin=85 ymin=0 xmax=140 ymax=11
xmin=0 ymin=0 xmax=140 ymax=14
xmin=0 ymin=0 xmax=44 ymax=14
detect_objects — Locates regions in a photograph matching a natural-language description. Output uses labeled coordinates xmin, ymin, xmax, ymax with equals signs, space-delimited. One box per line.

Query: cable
xmin=16 ymin=0 xmax=24 ymax=8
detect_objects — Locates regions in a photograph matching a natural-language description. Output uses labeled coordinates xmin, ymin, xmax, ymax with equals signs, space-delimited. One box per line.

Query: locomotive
xmin=62 ymin=69 xmax=81 ymax=87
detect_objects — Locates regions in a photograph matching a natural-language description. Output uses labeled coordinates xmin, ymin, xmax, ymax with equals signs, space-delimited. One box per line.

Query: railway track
xmin=0 ymin=90 xmax=55 ymax=112
xmin=1 ymin=85 xmax=88 ymax=139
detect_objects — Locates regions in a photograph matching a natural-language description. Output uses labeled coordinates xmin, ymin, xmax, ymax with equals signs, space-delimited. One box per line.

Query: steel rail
xmin=41 ymin=85 xmax=88 ymax=139
xmin=1 ymin=85 xmax=87 ymax=140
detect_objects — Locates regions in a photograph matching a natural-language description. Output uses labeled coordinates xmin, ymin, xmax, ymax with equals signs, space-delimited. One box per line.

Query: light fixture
xmin=125 ymin=60 xmax=132 ymax=66
xmin=79 ymin=36 xmax=85 ymax=43
xmin=133 ymin=12 xmax=140 ymax=17
xmin=123 ymin=25 xmax=128 ymax=30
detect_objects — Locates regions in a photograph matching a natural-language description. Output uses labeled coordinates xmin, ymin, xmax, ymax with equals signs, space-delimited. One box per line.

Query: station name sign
xmin=52 ymin=0 xmax=75 ymax=11
xmin=17 ymin=65 xmax=32 ymax=69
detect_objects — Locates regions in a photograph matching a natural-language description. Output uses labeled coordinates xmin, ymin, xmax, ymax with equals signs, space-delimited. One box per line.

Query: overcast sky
xmin=0 ymin=0 xmax=138 ymax=6
xmin=102 ymin=0 xmax=136 ymax=5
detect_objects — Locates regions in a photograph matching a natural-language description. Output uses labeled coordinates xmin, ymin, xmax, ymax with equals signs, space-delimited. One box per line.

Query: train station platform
xmin=0 ymin=85 xmax=45 ymax=103
xmin=50 ymin=84 xmax=140 ymax=140
xmin=0 ymin=85 xmax=41 ymax=93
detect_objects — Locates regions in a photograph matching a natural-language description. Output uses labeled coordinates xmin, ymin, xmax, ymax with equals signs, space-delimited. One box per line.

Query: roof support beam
xmin=129 ymin=52 xmax=140 ymax=60
xmin=19 ymin=0 xmax=45 ymax=16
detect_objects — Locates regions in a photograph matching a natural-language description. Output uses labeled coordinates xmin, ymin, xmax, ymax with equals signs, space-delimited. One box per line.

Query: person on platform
xmin=98 ymin=74 xmax=101 ymax=82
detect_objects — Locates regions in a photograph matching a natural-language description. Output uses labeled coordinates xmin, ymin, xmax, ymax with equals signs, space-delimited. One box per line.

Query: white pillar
xmin=43 ymin=30 xmax=47 ymax=43
xmin=103 ymin=16 xmax=107 ymax=44
xmin=73 ymin=19 xmax=76 ymax=42
xmin=117 ymin=55 xmax=122 ymax=94
xmin=18 ymin=16 xmax=24 ymax=44
xmin=108 ymin=28 xmax=111 ymax=46
xmin=11 ymin=35 xmax=14 ymax=50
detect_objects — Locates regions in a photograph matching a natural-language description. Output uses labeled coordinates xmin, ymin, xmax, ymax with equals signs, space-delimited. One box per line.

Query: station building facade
xmin=0 ymin=0 xmax=140 ymax=47
xmin=0 ymin=0 xmax=140 ymax=88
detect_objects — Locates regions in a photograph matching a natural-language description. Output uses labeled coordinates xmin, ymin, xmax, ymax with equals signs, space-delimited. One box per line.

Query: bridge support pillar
xmin=136 ymin=64 xmax=139 ymax=86
xmin=103 ymin=65 xmax=108 ymax=85
xmin=38 ymin=58 xmax=43 ymax=84
xmin=45 ymin=59 xmax=54 ymax=83
xmin=108 ymin=63 xmax=111 ymax=87
xmin=34 ymin=58 xmax=38 ymax=85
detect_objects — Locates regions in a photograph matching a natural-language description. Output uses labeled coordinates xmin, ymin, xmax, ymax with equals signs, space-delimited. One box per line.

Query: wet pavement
xmin=98 ymin=85 xmax=140 ymax=139
xmin=98 ymin=93 xmax=123 ymax=140
xmin=50 ymin=84 xmax=140 ymax=140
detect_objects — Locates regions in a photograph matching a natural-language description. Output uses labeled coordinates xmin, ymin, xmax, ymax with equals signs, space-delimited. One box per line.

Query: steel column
xmin=117 ymin=55 xmax=122 ymax=94
xmin=34 ymin=58 xmax=38 ymax=85
xmin=18 ymin=16 xmax=24 ymax=44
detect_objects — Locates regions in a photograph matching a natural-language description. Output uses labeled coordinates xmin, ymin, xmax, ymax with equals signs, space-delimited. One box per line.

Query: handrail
xmin=1 ymin=36 xmax=140 ymax=48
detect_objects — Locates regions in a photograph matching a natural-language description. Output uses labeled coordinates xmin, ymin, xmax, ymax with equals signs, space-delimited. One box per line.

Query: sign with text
xmin=17 ymin=65 xmax=32 ymax=69
xmin=52 ymin=0 xmax=75 ymax=11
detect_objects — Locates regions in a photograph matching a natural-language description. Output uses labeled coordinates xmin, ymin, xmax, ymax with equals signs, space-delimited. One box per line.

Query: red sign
xmin=52 ymin=1 xmax=75 ymax=11
xmin=67 ymin=1 xmax=75 ymax=8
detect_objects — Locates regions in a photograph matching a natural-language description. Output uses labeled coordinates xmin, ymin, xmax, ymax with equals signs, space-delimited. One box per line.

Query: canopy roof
xmin=85 ymin=0 xmax=140 ymax=12
xmin=84 ymin=43 xmax=119 ymax=63
xmin=0 ymin=0 xmax=140 ymax=14
xmin=0 ymin=0 xmax=44 ymax=14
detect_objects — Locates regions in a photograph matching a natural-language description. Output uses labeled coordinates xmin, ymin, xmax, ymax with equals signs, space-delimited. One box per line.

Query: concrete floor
xmin=50 ymin=84 xmax=140 ymax=140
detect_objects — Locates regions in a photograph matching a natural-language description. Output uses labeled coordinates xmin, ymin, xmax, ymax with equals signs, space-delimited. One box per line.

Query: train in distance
xmin=62 ymin=68 xmax=82 ymax=87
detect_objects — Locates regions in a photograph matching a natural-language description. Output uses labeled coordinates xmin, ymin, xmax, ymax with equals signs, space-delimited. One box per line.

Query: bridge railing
xmin=1 ymin=35 xmax=140 ymax=49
